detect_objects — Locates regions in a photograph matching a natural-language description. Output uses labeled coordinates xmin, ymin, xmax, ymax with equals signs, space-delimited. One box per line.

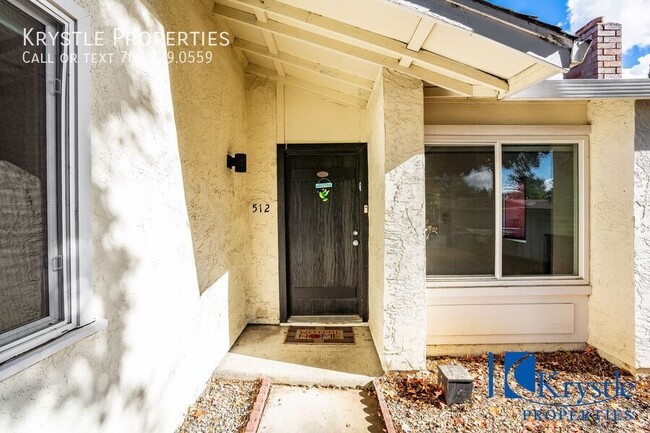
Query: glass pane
xmin=426 ymin=147 xmax=495 ymax=276
xmin=0 ymin=2 xmax=54 ymax=336
xmin=502 ymin=145 xmax=578 ymax=276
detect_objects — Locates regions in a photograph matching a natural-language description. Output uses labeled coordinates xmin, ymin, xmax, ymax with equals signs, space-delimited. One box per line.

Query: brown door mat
xmin=284 ymin=326 xmax=355 ymax=344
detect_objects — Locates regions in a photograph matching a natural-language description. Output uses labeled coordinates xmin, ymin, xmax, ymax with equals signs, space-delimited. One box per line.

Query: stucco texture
xmin=635 ymin=100 xmax=650 ymax=370
xmin=588 ymin=100 xmax=637 ymax=370
xmin=367 ymin=69 xmax=426 ymax=370
xmin=242 ymin=83 xmax=372 ymax=324
xmin=244 ymin=75 xmax=279 ymax=323
xmin=367 ymin=71 xmax=387 ymax=365
xmin=0 ymin=0 xmax=250 ymax=432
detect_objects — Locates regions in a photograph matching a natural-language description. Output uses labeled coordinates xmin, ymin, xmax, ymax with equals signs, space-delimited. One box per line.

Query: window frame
xmin=424 ymin=126 xmax=590 ymax=288
xmin=0 ymin=0 xmax=94 ymax=366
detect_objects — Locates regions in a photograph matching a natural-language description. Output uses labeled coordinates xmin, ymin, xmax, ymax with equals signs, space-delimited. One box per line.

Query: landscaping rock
xmin=176 ymin=378 xmax=261 ymax=433
xmin=380 ymin=349 xmax=650 ymax=433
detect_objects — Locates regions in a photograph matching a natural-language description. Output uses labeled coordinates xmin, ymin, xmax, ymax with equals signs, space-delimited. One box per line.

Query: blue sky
xmin=489 ymin=0 xmax=650 ymax=72
xmin=490 ymin=0 xmax=569 ymax=29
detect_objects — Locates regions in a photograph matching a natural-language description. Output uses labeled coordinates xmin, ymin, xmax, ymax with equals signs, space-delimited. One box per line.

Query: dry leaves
xmin=398 ymin=374 xmax=444 ymax=405
xmin=380 ymin=351 xmax=650 ymax=433
xmin=488 ymin=406 xmax=501 ymax=416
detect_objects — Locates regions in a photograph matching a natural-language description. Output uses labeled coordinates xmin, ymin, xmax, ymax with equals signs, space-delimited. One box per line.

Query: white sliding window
xmin=1 ymin=0 xmax=94 ymax=368
xmin=425 ymin=138 xmax=586 ymax=284
xmin=0 ymin=0 xmax=66 ymax=351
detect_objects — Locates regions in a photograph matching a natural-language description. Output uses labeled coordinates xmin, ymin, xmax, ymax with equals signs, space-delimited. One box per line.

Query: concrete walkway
xmin=258 ymin=385 xmax=384 ymax=433
xmin=216 ymin=325 xmax=384 ymax=387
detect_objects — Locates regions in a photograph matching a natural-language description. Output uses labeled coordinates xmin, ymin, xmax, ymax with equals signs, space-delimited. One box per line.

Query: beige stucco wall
xmin=634 ymin=101 xmax=650 ymax=370
xmin=244 ymin=76 xmax=280 ymax=323
xmin=367 ymin=69 xmax=427 ymax=370
xmin=0 ymin=1 xmax=250 ymax=432
xmin=588 ymin=100 xmax=637 ymax=371
xmin=367 ymin=71 xmax=387 ymax=364
xmin=243 ymin=83 xmax=368 ymax=324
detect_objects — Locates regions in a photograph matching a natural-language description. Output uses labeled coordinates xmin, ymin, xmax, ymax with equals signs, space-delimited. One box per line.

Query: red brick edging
xmin=373 ymin=379 xmax=397 ymax=433
xmin=245 ymin=378 xmax=271 ymax=433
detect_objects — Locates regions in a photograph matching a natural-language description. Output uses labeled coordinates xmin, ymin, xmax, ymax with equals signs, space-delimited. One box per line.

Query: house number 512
xmin=252 ymin=203 xmax=270 ymax=213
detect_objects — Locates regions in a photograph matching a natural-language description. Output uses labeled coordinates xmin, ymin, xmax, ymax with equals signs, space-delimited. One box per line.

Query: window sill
xmin=0 ymin=319 xmax=107 ymax=382
xmin=426 ymin=285 xmax=592 ymax=298
xmin=426 ymin=277 xmax=590 ymax=288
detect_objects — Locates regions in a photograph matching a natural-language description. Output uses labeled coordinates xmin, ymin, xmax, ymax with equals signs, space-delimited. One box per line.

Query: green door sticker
xmin=316 ymin=178 xmax=333 ymax=202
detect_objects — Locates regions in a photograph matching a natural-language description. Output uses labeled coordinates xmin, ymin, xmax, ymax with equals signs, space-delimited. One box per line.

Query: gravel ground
xmin=380 ymin=349 xmax=650 ymax=433
xmin=176 ymin=378 xmax=261 ymax=433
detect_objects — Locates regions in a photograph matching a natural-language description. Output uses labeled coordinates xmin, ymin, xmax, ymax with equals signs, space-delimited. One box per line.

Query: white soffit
xmin=227 ymin=20 xmax=267 ymax=45
xmin=421 ymin=25 xmax=533 ymax=78
xmin=243 ymin=51 xmax=278 ymax=71
xmin=281 ymin=0 xmax=421 ymax=42
xmin=276 ymin=35 xmax=379 ymax=80
xmin=213 ymin=0 xmax=577 ymax=107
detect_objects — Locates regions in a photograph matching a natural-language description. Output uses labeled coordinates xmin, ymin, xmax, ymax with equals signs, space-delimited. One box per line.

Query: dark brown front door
xmin=278 ymin=144 xmax=368 ymax=321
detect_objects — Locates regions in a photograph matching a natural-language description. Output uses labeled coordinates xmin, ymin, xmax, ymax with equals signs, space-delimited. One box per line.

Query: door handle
xmin=353 ymin=240 xmax=359 ymax=247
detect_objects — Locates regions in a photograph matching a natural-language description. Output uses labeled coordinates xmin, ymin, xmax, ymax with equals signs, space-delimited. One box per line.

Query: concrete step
xmin=215 ymin=325 xmax=384 ymax=387
xmin=257 ymin=384 xmax=385 ymax=433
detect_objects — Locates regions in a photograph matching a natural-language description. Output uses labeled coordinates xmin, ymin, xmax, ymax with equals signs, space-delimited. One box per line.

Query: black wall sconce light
xmin=227 ymin=153 xmax=247 ymax=173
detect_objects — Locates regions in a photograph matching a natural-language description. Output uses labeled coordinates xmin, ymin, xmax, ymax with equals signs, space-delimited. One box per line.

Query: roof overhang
xmin=213 ymin=0 xmax=579 ymax=107
xmin=506 ymin=79 xmax=650 ymax=101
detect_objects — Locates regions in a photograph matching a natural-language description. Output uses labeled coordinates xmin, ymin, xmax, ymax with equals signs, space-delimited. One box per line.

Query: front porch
xmin=2 ymin=0 xmax=650 ymax=432
xmin=214 ymin=325 xmax=384 ymax=387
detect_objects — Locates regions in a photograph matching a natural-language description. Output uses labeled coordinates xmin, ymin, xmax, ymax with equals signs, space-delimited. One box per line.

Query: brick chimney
xmin=565 ymin=17 xmax=623 ymax=79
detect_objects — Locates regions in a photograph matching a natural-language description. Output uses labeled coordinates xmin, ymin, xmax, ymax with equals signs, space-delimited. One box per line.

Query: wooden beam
xmin=284 ymin=76 xmax=368 ymax=108
xmin=261 ymin=34 xmax=286 ymax=76
xmin=247 ymin=64 xmax=368 ymax=108
xmin=407 ymin=19 xmax=435 ymax=52
xmin=248 ymin=64 xmax=279 ymax=78
xmin=214 ymin=4 xmax=474 ymax=96
xmin=276 ymin=78 xmax=285 ymax=143
xmin=253 ymin=9 xmax=286 ymax=76
xmin=217 ymin=0 xmax=508 ymax=92
xmin=505 ymin=63 xmax=550 ymax=98
xmin=399 ymin=55 xmax=414 ymax=68
xmin=234 ymin=38 xmax=375 ymax=91
xmin=424 ymin=86 xmax=497 ymax=99
xmin=424 ymin=87 xmax=465 ymax=99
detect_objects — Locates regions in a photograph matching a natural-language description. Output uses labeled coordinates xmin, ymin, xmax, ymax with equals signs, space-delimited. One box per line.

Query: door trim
xmin=277 ymin=143 xmax=369 ymax=322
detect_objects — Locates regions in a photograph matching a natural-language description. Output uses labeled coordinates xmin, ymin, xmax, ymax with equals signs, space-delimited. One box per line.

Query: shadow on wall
xmin=0 ymin=0 xmax=244 ymax=431
xmin=152 ymin=0 xmax=249 ymax=298
xmin=1 ymin=0 xmax=153 ymax=426
xmin=147 ymin=0 xmax=250 ymax=349
xmin=0 ymin=184 xmax=151 ymax=429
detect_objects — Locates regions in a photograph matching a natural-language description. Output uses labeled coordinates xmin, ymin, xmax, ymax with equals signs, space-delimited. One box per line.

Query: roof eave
xmin=506 ymin=79 xmax=650 ymax=100
xmin=389 ymin=0 xmax=577 ymax=70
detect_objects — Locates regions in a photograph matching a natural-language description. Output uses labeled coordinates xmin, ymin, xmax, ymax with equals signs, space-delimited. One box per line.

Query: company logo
xmin=488 ymin=352 xmax=636 ymax=422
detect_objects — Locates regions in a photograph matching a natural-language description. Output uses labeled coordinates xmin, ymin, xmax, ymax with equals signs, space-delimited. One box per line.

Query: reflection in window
xmin=502 ymin=145 xmax=578 ymax=276
xmin=425 ymin=147 xmax=495 ymax=276
xmin=0 ymin=0 xmax=61 ymax=341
